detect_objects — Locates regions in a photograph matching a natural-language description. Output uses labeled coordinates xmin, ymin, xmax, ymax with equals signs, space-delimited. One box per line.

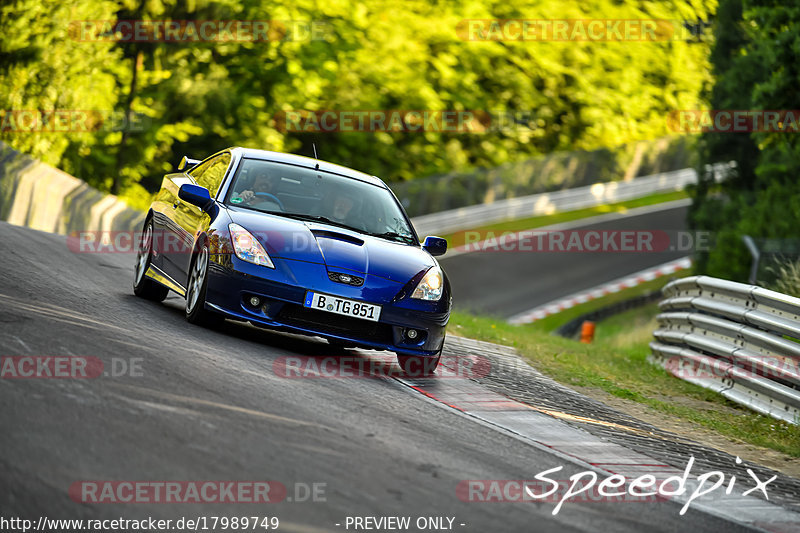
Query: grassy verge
xmin=442 ymin=189 xmax=689 ymax=245
xmin=449 ymin=301 xmax=800 ymax=457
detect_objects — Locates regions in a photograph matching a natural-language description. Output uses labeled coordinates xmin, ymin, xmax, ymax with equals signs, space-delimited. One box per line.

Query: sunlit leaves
xmin=2 ymin=0 xmax=716 ymax=204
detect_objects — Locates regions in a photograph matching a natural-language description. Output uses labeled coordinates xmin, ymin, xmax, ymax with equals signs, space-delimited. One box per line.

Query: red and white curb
xmin=507 ymin=256 xmax=692 ymax=325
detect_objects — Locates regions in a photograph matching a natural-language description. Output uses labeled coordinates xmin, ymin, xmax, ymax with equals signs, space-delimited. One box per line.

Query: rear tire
xmin=185 ymin=242 xmax=223 ymax=327
xmin=133 ymin=220 xmax=169 ymax=302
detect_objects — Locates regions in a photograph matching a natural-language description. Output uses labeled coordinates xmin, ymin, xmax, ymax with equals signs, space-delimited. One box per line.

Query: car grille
xmin=278 ymin=304 xmax=393 ymax=343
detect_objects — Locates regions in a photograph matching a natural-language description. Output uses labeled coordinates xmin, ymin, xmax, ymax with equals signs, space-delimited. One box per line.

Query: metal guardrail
xmin=649 ymin=275 xmax=800 ymax=424
xmin=411 ymin=162 xmax=734 ymax=237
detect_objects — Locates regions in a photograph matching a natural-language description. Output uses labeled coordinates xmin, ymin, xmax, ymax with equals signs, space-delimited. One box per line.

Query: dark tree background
xmin=690 ymin=0 xmax=800 ymax=281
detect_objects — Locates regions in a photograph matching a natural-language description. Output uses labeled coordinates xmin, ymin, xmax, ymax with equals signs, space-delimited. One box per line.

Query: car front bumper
xmin=205 ymin=256 xmax=448 ymax=356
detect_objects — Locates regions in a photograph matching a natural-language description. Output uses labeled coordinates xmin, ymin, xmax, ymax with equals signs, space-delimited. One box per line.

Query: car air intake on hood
xmin=311 ymin=229 xmax=364 ymax=246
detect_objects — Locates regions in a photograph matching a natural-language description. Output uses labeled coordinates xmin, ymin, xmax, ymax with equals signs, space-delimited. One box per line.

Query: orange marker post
xmin=580 ymin=321 xmax=596 ymax=343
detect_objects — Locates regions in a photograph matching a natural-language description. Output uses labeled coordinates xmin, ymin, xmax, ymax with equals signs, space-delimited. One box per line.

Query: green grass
xmin=443 ymin=189 xmax=689 ymax=246
xmin=449 ymin=305 xmax=800 ymax=457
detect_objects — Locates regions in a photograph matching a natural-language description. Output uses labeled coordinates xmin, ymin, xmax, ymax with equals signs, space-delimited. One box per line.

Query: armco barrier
xmin=649 ymin=275 xmax=800 ymax=424
xmin=412 ymin=162 xmax=734 ymax=237
xmin=0 ymin=141 xmax=144 ymax=235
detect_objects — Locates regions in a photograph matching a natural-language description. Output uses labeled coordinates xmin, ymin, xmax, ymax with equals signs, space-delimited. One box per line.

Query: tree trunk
xmin=112 ymin=50 xmax=142 ymax=195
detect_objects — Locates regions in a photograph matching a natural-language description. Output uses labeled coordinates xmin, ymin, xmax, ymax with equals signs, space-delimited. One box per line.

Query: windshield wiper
xmin=246 ymin=208 xmax=414 ymax=243
xmin=273 ymin=212 xmax=361 ymax=232
xmin=366 ymin=231 xmax=416 ymax=244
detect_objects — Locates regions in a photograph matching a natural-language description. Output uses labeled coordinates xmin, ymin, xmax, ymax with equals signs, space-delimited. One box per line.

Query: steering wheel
xmin=254 ymin=192 xmax=285 ymax=210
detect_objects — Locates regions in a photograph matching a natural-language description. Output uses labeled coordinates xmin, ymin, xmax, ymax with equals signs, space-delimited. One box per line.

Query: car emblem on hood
xmin=328 ymin=271 xmax=364 ymax=286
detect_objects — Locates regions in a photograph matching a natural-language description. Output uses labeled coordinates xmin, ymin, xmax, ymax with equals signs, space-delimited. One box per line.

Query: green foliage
xmin=0 ymin=0 xmax=122 ymax=170
xmin=690 ymin=0 xmax=800 ymax=281
xmin=2 ymin=0 xmax=715 ymax=207
xmin=769 ymin=258 xmax=800 ymax=298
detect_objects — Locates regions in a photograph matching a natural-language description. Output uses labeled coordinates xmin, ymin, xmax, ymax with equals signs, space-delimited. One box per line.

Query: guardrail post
xmin=742 ymin=235 xmax=761 ymax=285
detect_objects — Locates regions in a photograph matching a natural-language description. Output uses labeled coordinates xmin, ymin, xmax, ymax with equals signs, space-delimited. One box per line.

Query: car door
xmin=156 ymin=159 xmax=210 ymax=285
xmin=169 ymin=152 xmax=232 ymax=280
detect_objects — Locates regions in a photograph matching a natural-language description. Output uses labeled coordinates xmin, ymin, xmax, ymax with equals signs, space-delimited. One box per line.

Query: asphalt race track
xmin=441 ymin=202 xmax=691 ymax=318
xmin=0 ymin=221 xmax=775 ymax=532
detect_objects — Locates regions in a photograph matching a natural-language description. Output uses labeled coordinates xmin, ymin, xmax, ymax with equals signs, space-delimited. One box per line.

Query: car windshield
xmin=225 ymin=158 xmax=416 ymax=244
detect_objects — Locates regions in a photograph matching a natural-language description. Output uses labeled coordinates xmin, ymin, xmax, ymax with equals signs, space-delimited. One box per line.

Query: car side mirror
xmin=177 ymin=156 xmax=201 ymax=172
xmin=423 ymin=236 xmax=447 ymax=256
xmin=178 ymin=184 xmax=213 ymax=211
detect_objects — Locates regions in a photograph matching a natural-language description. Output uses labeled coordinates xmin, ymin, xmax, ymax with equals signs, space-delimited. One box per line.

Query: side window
xmin=190 ymin=153 xmax=231 ymax=198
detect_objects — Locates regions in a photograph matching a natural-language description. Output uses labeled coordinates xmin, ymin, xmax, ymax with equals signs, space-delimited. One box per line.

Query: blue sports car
xmin=133 ymin=147 xmax=451 ymax=373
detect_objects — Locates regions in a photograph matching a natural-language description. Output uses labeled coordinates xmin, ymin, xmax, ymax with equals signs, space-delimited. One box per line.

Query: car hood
xmin=226 ymin=207 xmax=434 ymax=283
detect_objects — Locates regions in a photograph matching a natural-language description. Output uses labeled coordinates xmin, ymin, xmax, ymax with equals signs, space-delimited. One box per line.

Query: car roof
xmin=228 ymin=147 xmax=386 ymax=187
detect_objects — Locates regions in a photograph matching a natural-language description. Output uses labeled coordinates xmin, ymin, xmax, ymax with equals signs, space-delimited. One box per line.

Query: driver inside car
xmin=237 ymin=170 xmax=284 ymax=210
xmin=330 ymin=192 xmax=355 ymax=224
xmin=322 ymin=188 xmax=368 ymax=231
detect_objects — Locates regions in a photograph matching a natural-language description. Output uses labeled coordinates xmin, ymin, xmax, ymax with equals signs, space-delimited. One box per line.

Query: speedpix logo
xmin=458 ymin=456 xmax=776 ymax=516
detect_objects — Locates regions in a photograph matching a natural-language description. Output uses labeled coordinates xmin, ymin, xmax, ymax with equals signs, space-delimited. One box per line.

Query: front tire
xmin=397 ymin=352 xmax=441 ymax=377
xmin=327 ymin=338 xmax=357 ymax=351
xmin=185 ymin=242 xmax=223 ymax=327
xmin=133 ymin=220 xmax=169 ymax=301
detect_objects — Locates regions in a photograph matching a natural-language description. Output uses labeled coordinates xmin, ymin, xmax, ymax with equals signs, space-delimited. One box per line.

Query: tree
xmin=689 ymin=0 xmax=800 ymax=281
xmin=2 ymin=0 xmax=717 ymax=210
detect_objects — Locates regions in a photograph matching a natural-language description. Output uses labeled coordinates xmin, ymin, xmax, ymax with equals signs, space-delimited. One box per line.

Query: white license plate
xmin=303 ymin=292 xmax=381 ymax=322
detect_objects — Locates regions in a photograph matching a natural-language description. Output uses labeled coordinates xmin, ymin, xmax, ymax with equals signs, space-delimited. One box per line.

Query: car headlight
xmin=228 ymin=223 xmax=275 ymax=268
xmin=411 ymin=266 xmax=443 ymax=301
